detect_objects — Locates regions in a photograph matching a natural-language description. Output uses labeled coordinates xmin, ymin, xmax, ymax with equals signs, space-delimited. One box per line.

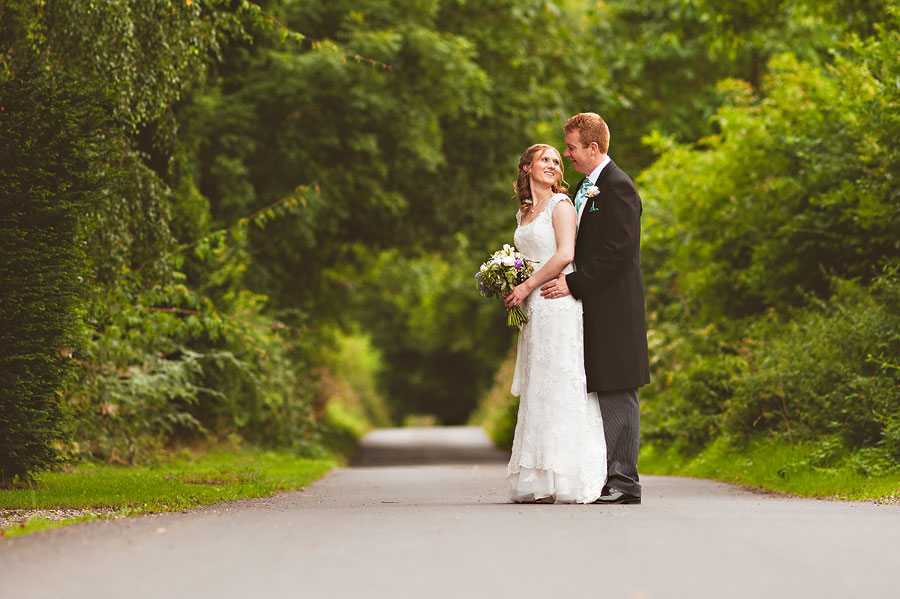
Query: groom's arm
xmin=566 ymin=177 xmax=642 ymax=300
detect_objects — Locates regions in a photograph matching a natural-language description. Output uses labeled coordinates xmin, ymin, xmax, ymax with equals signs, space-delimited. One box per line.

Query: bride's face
xmin=530 ymin=149 xmax=562 ymax=188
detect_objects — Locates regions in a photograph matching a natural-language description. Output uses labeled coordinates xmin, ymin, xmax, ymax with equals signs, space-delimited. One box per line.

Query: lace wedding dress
xmin=507 ymin=193 xmax=607 ymax=504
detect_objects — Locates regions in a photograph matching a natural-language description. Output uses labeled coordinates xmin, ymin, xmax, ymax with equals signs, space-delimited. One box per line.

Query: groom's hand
xmin=540 ymin=274 xmax=570 ymax=299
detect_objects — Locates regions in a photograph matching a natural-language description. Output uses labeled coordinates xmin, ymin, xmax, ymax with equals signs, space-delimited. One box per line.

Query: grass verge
xmin=470 ymin=352 xmax=900 ymax=502
xmin=0 ymin=447 xmax=340 ymax=539
xmin=640 ymin=436 xmax=900 ymax=503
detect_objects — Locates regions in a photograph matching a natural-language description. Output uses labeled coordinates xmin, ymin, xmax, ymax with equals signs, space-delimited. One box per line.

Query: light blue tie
xmin=574 ymin=178 xmax=590 ymax=214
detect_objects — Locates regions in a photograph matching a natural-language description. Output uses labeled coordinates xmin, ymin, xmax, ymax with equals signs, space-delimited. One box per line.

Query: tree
xmin=635 ymin=14 xmax=900 ymax=458
xmin=175 ymin=0 xmax=598 ymax=421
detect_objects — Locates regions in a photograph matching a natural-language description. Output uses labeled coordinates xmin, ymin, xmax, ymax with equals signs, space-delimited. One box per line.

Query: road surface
xmin=2 ymin=426 xmax=898 ymax=598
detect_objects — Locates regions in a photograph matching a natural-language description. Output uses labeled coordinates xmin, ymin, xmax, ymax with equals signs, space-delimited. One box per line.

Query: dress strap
xmin=547 ymin=192 xmax=574 ymax=219
xmin=548 ymin=192 xmax=573 ymax=211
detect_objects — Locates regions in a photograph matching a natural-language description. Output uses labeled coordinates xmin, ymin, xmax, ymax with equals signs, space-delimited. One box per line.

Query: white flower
xmin=585 ymin=185 xmax=600 ymax=198
xmin=480 ymin=264 xmax=488 ymax=272
xmin=501 ymin=256 xmax=516 ymax=266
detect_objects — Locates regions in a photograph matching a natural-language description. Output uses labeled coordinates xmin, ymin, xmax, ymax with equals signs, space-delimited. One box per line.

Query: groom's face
xmin=564 ymin=130 xmax=594 ymax=175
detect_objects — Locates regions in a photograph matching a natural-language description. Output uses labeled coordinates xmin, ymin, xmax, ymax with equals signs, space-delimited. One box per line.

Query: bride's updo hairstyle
xmin=515 ymin=144 xmax=568 ymax=212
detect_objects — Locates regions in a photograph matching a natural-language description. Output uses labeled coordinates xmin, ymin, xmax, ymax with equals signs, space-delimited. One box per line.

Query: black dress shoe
xmin=593 ymin=489 xmax=641 ymax=505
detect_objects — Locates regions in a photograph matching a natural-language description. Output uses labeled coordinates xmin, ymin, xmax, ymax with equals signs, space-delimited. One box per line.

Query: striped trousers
xmin=596 ymin=388 xmax=641 ymax=496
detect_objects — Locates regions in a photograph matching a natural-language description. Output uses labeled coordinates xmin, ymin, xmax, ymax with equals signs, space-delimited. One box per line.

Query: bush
xmin=469 ymin=349 xmax=519 ymax=450
xmin=66 ymin=275 xmax=328 ymax=462
xmin=639 ymin=25 xmax=900 ymax=322
xmin=635 ymin=20 xmax=900 ymax=476
xmin=0 ymin=58 xmax=101 ymax=483
xmin=726 ymin=269 xmax=900 ymax=452
xmin=318 ymin=330 xmax=392 ymax=429
xmin=641 ymin=269 xmax=900 ymax=471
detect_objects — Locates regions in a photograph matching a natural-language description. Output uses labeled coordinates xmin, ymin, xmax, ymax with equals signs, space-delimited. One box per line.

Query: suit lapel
xmin=594 ymin=159 xmax=616 ymax=189
xmin=576 ymin=160 xmax=616 ymax=230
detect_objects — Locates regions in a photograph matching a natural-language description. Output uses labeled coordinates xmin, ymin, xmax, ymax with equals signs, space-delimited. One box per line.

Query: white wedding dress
xmin=507 ymin=193 xmax=607 ymax=504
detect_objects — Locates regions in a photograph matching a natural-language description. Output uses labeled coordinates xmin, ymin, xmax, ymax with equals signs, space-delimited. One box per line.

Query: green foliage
xmin=470 ymin=6 xmax=900 ymax=488
xmin=320 ymin=330 xmax=392 ymax=429
xmin=642 ymin=42 xmax=900 ymax=319
xmin=67 ymin=267 xmax=332 ymax=463
xmin=39 ymin=0 xmax=217 ymax=130
xmin=7 ymin=0 xmax=898 ymax=488
xmin=578 ymin=0 xmax=898 ymax=174
xmin=636 ymin=16 xmax=900 ymax=476
xmin=183 ymin=0 xmax=577 ymax=296
xmin=0 ymin=54 xmax=100 ymax=483
xmin=726 ymin=271 xmax=900 ymax=456
xmin=582 ymin=0 xmax=738 ymax=171
xmin=0 ymin=0 xmax=350 ymax=480
xmin=175 ymin=0 xmax=591 ymax=423
xmin=641 ymin=269 xmax=900 ymax=470
xmin=640 ymin=435 xmax=900 ymax=501
xmin=0 ymin=446 xmax=339 ymax=537
xmin=469 ymin=350 xmax=519 ymax=449
xmin=345 ymin=244 xmax=517 ymax=424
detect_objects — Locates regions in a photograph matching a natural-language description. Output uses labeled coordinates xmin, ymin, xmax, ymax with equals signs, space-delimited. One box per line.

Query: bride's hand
xmin=504 ymin=281 xmax=532 ymax=309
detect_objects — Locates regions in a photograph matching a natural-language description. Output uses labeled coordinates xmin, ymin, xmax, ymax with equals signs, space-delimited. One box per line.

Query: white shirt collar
xmin=585 ymin=156 xmax=611 ymax=185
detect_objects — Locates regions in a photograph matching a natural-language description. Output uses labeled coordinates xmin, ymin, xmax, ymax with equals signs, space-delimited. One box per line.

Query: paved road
xmin=2 ymin=427 xmax=899 ymax=598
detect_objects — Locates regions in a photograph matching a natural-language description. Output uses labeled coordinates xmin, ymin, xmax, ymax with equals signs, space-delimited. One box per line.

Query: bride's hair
xmin=515 ymin=144 xmax=568 ymax=211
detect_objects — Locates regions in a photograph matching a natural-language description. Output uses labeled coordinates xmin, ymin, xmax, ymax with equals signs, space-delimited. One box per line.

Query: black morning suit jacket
xmin=566 ymin=159 xmax=651 ymax=393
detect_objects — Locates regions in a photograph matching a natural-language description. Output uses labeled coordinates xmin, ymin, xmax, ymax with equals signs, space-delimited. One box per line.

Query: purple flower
xmin=514 ymin=259 xmax=524 ymax=268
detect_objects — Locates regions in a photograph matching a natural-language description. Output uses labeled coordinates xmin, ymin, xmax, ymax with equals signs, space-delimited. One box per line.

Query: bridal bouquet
xmin=475 ymin=244 xmax=536 ymax=327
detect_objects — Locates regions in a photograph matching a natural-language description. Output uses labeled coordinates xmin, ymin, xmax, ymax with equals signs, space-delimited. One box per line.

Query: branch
xmin=141 ymin=306 xmax=307 ymax=335
xmin=242 ymin=1 xmax=392 ymax=70
xmin=177 ymin=181 xmax=319 ymax=254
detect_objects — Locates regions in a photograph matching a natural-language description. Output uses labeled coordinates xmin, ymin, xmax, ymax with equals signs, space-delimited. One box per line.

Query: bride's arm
xmin=504 ymin=200 xmax=576 ymax=308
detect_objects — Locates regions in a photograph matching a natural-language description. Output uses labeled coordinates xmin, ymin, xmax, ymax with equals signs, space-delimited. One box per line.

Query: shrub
xmin=641 ymin=269 xmax=900 ymax=469
xmin=66 ymin=275 xmax=327 ymax=462
xmin=726 ymin=269 xmax=900 ymax=453
xmin=0 ymin=58 xmax=101 ymax=483
xmin=469 ymin=350 xmax=519 ymax=449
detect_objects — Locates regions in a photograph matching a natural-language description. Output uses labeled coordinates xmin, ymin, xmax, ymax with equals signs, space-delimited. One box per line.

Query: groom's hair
xmin=564 ymin=113 xmax=610 ymax=154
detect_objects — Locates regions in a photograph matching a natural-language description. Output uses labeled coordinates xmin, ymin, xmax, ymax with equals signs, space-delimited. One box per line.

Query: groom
xmin=541 ymin=112 xmax=650 ymax=505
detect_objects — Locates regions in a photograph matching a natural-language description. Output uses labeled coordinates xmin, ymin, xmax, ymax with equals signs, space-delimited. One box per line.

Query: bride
xmin=502 ymin=143 xmax=607 ymax=504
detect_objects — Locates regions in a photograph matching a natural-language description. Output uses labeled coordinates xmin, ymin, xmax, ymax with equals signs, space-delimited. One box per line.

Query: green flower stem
xmin=507 ymin=306 xmax=527 ymax=328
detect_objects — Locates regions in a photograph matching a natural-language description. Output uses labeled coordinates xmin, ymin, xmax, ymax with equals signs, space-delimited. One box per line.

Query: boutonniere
xmin=584 ymin=185 xmax=600 ymax=198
